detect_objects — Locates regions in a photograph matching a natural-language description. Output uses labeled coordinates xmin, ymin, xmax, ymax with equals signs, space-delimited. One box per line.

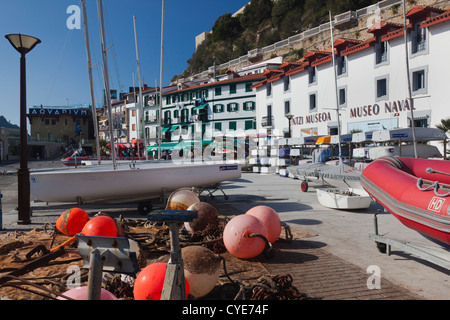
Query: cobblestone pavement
xmin=261 ymin=238 xmax=420 ymax=300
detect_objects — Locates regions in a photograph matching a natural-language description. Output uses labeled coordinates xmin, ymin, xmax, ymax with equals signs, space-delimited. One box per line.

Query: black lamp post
xmin=285 ymin=113 xmax=293 ymax=138
xmin=5 ymin=33 xmax=41 ymax=225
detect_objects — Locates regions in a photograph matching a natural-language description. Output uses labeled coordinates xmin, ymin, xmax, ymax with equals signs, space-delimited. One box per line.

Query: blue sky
xmin=0 ymin=0 xmax=249 ymax=126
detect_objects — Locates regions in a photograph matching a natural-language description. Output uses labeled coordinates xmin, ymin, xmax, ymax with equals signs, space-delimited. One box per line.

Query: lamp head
xmin=5 ymin=33 xmax=41 ymax=55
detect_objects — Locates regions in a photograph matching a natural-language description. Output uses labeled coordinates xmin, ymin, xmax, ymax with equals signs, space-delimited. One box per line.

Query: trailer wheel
xmin=376 ymin=242 xmax=387 ymax=254
xmin=138 ymin=202 xmax=152 ymax=215
xmin=300 ymin=180 xmax=309 ymax=192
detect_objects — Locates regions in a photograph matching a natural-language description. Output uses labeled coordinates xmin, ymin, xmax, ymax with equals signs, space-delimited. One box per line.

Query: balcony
xmin=261 ymin=116 xmax=274 ymax=128
xmin=145 ymin=116 xmax=158 ymax=123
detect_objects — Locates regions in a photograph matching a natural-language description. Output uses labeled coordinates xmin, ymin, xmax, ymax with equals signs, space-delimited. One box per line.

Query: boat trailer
xmin=369 ymin=212 xmax=450 ymax=270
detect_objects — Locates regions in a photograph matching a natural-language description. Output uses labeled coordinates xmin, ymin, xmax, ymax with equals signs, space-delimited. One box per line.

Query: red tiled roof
xmin=368 ymin=21 xmax=403 ymax=34
xmin=267 ymin=73 xmax=284 ymax=83
xmin=341 ymin=37 xmax=376 ymax=56
xmin=311 ymin=55 xmax=332 ymax=67
xmin=421 ymin=9 xmax=450 ymax=28
xmin=406 ymin=5 xmax=445 ymax=18
xmin=285 ymin=62 xmax=309 ymax=76
xmin=168 ymin=73 xmax=266 ymax=94
xmin=250 ymin=79 xmax=267 ymax=89
xmin=381 ymin=28 xmax=405 ymax=42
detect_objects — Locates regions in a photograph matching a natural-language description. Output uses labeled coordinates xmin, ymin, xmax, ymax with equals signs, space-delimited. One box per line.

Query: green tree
xmin=436 ymin=118 xmax=450 ymax=154
xmin=212 ymin=13 xmax=243 ymax=43
xmin=240 ymin=0 xmax=273 ymax=30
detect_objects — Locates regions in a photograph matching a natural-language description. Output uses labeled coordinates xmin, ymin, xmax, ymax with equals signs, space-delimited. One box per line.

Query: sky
xmin=0 ymin=0 xmax=250 ymax=126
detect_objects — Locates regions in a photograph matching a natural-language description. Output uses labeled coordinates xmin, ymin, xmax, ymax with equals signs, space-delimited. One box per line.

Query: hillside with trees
xmin=177 ymin=0 xmax=379 ymax=81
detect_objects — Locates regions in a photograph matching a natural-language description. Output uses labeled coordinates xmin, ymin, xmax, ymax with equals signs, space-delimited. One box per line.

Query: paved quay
xmin=1 ymin=160 xmax=449 ymax=300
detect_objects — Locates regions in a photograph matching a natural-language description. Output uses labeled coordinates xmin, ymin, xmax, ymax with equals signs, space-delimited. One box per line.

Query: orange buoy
xmin=56 ymin=208 xmax=90 ymax=236
xmin=246 ymin=205 xmax=281 ymax=244
xmin=223 ymin=214 xmax=268 ymax=259
xmin=81 ymin=215 xmax=117 ymax=237
xmin=133 ymin=262 xmax=190 ymax=300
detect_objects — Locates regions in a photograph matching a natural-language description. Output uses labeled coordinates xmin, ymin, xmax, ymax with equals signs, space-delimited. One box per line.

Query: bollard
xmin=147 ymin=210 xmax=197 ymax=300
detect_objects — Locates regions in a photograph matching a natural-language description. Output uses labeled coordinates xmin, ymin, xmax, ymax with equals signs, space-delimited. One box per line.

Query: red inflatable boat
xmin=361 ymin=157 xmax=450 ymax=247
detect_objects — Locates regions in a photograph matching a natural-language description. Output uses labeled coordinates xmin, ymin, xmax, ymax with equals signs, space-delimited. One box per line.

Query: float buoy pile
xmin=223 ymin=205 xmax=281 ymax=259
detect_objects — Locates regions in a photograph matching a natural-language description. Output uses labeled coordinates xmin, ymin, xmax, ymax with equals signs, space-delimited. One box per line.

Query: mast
xmin=132 ymin=71 xmax=140 ymax=158
xmin=133 ymin=15 xmax=148 ymax=159
xmin=403 ymin=0 xmax=418 ymax=158
xmin=96 ymin=0 xmax=117 ymax=169
xmin=329 ymin=11 xmax=343 ymax=164
xmin=158 ymin=0 xmax=165 ymax=160
xmin=81 ymin=0 xmax=101 ymax=165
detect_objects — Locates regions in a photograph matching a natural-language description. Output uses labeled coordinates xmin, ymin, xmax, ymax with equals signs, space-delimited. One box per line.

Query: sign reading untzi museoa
xmin=28 ymin=108 xmax=90 ymax=116
xmin=349 ymin=99 xmax=413 ymax=118
xmin=290 ymin=98 xmax=414 ymax=126
xmin=290 ymin=111 xmax=332 ymax=126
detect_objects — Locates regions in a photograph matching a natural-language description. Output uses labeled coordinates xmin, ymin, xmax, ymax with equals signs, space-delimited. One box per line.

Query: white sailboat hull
xmin=316 ymin=188 xmax=372 ymax=209
xmin=30 ymin=161 xmax=241 ymax=204
xmin=368 ymin=144 xmax=441 ymax=160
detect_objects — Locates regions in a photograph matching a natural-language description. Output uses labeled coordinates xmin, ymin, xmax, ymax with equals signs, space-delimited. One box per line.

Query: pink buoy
xmin=223 ymin=214 xmax=268 ymax=259
xmin=57 ymin=286 xmax=117 ymax=300
xmin=246 ymin=206 xmax=281 ymax=244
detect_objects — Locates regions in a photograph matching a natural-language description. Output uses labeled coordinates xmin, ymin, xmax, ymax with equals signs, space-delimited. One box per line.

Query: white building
xmin=253 ymin=5 xmax=450 ymax=149
xmin=159 ymin=71 xmax=266 ymax=145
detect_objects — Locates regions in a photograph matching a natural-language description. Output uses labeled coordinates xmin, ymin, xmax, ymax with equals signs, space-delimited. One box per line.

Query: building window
xmin=266 ymin=83 xmax=272 ymax=97
xmin=215 ymin=87 xmax=221 ymax=96
xmin=375 ymin=39 xmax=388 ymax=65
xmin=338 ymin=87 xmax=347 ymax=108
xmin=245 ymin=120 xmax=254 ymax=130
xmin=412 ymin=23 xmax=427 ymax=54
xmin=308 ymin=67 xmax=317 ymax=84
xmin=243 ymin=101 xmax=255 ymax=111
xmin=45 ymin=119 xmax=49 ymax=125
xmin=214 ymin=104 xmax=224 ymax=113
xmin=337 ymin=56 xmax=347 ymax=76
xmin=411 ymin=67 xmax=427 ymax=95
xmin=51 ymin=119 xmax=56 ymax=125
xmin=309 ymin=93 xmax=317 ymax=111
xmin=48 ymin=133 xmax=53 ymax=141
xmin=375 ymin=76 xmax=388 ymax=101
xmin=283 ymin=76 xmax=290 ymax=91
xmin=229 ymin=121 xmax=237 ymax=131
xmin=214 ymin=122 xmax=222 ymax=132
xmin=164 ymin=110 xmax=171 ymax=124
xmin=284 ymin=100 xmax=290 ymax=115
xmin=227 ymin=103 xmax=239 ymax=112
xmin=245 ymin=83 xmax=253 ymax=92
xmin=230 ymin=84 xmax=236 ymax=94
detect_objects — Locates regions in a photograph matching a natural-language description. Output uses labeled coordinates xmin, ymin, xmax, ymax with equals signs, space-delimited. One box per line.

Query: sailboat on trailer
xmin=29 ymin=0 xmax=241 ymax=211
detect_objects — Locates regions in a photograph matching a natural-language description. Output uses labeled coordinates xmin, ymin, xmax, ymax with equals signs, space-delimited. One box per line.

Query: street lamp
xmin=5 ymin=34 xmax=41 ymax=225
xmin=285 ymin=113 xmax=294 ymax=138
